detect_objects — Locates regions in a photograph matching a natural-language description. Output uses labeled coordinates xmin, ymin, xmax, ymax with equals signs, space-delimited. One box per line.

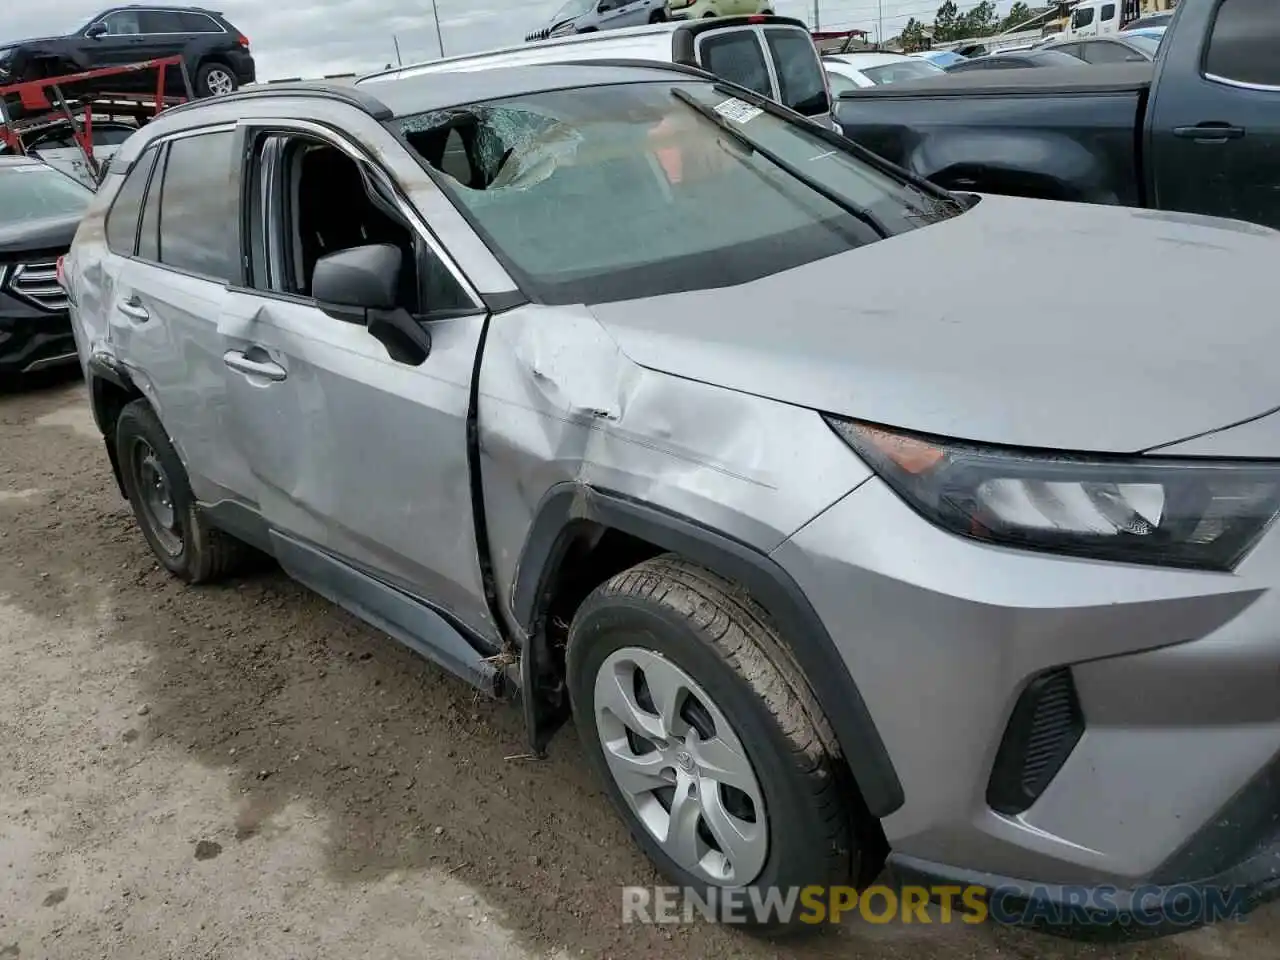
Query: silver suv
xmin=63 ymin=61 xmax=1280 ymax=934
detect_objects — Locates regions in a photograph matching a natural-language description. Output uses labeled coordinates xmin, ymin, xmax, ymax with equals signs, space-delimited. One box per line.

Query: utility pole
xmin=393 ymin=34 xmax=403 ymax=66
xmin=812 ymin=0 xmax=819 ymax=30
xmin=877 ymin=0 xmax=884 ymax=46
xmin=430 ymin=0 xmax=446 ymax=57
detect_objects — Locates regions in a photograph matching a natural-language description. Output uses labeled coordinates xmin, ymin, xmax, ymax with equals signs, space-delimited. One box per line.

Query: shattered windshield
xmin=394 ymin=81 xmax=959 ymax=304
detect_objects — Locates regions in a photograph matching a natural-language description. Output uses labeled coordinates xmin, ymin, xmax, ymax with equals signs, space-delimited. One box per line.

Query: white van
xmin=356 ymin=15 xmax=835 ymax=127
xmin=1065 ymin=0 xmax=1122 ymax=38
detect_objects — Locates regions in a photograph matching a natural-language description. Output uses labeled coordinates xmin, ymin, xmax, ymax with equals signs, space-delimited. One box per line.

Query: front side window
xmin=0 ymin=164 xmax=93 ymax=223
xmin=1101 ymin=3 xmax=1116 ymax=21
xmin=1205 ymin=0 xmax=1280 ymax=88
xmin=1072 ymin=7 xmax=1096 ymax=27
xmin=395 ymin=81 xmax=959 ymax=305
xmin=105 ymin=146 xmax=159 ymax=254
xmin=699 ymin=31 xmax=773 ymax=98
xmin=764 ymin=28 xmax=828 ymax=115
xmin=157 ymin=130 xmax=239 ymax=281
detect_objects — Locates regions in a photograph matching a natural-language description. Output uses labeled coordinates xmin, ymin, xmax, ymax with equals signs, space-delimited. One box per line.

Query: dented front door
xmin=218 ymin=291 xmax=497 ymax=639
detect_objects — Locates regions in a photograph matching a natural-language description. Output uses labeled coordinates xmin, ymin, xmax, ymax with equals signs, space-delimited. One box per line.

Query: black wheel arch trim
xmin=513 ymin=482 xmax=905 ymax=818
xmin=87 ymin=354 xmax=140 ymax=498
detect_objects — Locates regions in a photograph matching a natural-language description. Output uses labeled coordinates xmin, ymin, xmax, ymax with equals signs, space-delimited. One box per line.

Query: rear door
xmin=135 ymin=9 xmax=198 ymax=61
xmin=1147 ymin=0 xmax=1280 ymax=230
xmin=105 ymin=125 xmax=256 ymax=506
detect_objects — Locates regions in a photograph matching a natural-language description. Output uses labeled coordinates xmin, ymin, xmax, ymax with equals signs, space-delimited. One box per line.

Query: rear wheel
xmin=115 ymin=400 xmax=248 ymax=583
xmin=195 ymin=61 xmax=237 ymax=97
xmin=566 ymin=555 xmax=856 ymax=931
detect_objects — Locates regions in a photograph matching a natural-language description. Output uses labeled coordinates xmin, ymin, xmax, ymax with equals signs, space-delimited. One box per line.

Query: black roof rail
xmin=162 ymin=82 xmax=393 ymax=121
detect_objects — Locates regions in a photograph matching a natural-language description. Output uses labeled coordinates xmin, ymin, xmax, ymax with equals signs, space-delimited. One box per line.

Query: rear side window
xmin=138 ymin=146 xmax=166 ymax=262
xmin=1205 ymin=0 xmax=1280 ymax=88
xmin=179 ymin=12 xmax=224 ymax=32
xmin=139 ymin=11 xmax=186 ymax=32
xmin=764 ymin=28 xmax=828 ymax=115
xmin=699 ymin=30 xmax=773 ymax=98
xmin=105 ymin=146 xmax=159 ymax=255
xmin=157 ymin=131 xmax=239 ymax=282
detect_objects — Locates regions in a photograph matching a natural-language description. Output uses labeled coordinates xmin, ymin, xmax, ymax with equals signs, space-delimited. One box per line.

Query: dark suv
xmin=0 ymin=6 xmax=255 ymax=98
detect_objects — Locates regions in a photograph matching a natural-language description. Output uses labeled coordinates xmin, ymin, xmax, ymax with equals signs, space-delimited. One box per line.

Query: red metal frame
xmin=0 ymin=55 xmax=193 ymax=176
xmin=0 ymin=54 xmax=187 ymax=112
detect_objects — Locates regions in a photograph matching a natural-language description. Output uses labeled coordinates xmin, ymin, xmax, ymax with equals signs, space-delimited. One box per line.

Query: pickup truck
xmin=833 ymin=0 xmax=1280 ymax=230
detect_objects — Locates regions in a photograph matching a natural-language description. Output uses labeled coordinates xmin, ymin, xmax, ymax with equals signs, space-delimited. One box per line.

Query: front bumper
xmin=0 ymin=289 xmax=77 ymax=377
xmin=774 ymin=468 xmax=1280 ymax=931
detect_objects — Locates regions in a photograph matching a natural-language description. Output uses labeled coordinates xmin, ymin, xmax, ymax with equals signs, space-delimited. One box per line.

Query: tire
xmin=649 ymin=8 xmax=668 ymax=22
xmin=195 ymin=61 xmax=238 ymax=98
xmin=566 ymin=554 xmax=856 ymax=933
xmin=115 ymin=399 xmax=248 ymax=583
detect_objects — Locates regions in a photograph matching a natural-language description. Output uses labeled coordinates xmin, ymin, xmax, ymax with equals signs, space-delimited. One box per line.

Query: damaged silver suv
xmin=64 ymin=60 xmax=1280 ymax=934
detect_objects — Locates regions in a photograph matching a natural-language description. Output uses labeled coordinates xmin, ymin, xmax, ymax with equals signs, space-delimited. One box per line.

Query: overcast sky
xmin=0 ymin=0 xmax=1017 ymax=81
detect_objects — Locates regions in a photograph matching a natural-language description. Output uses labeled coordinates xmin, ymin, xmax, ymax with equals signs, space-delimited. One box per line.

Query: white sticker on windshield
xmin=713 ymin=97 xmax=763 ymax=124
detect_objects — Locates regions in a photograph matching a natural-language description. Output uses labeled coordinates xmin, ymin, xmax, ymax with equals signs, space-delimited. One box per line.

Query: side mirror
xmin=311 ymin=243 xmax=431 ymax=365
xmin=312 ymin=243 xmax=401 ymax=320
xmin=86 ymin=22 xmax=108 ymax=39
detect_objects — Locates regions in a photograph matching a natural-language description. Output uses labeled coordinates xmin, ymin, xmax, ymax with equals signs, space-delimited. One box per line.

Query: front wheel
xmin=649 ymin=8 xmax=668 ymax=22
xmin=566 ymin=555 xmax=857 ymax=932
xmin=195 ymin=61 xmax=238 ymax=97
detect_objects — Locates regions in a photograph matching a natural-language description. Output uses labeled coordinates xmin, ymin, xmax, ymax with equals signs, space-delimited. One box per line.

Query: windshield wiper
xmin=669 ymin=87 xmax=890 ymax=240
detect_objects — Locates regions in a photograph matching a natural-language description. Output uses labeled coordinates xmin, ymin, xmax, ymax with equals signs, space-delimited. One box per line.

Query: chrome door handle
xmin=223 ymin=349 xmax=287 ymax=382
xmin=117 ymin=297 xmax=149 ymax=321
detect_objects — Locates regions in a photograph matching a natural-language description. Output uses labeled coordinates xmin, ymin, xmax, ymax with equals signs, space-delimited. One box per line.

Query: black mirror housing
xmin=86 ymin=23 xmax=108 ymax=38
xmin=312 ymin=243 xmax=402 ymax=323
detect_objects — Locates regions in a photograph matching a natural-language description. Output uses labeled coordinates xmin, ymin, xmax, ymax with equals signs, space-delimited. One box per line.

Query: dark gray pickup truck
xmin=833 ymin=0 xmax=1280 ymax=230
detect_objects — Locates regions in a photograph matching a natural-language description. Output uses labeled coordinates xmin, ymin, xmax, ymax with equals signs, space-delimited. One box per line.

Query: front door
xmin=220 ymin=125 xmax=496 ymax=636
xmin=1147 ymin=0 xmax=1280 ymax=230
xmin=84 ymin=9 xmax=149 ymax=66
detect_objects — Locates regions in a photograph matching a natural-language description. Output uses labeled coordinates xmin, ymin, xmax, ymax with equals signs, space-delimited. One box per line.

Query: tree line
xmin=899 ymin=1 xmax=1036 ymax=48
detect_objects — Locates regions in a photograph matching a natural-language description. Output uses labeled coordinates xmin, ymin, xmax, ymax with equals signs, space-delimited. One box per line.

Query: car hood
xmin=586 ymin=195 xmax=1280 ymax=453
xmin=0 ymin=212 xmax=84 ymax=256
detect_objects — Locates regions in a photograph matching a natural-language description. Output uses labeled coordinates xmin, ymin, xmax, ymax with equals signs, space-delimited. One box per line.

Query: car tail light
xmin=237 ymin=34 xmax=250 ymax=49
xmin=748 ymin=14 xmax=766 ymax=22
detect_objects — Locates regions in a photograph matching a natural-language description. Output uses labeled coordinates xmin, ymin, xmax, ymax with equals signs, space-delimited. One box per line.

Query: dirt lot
xmin=2 ymin=375 xmax=1279 ymax=960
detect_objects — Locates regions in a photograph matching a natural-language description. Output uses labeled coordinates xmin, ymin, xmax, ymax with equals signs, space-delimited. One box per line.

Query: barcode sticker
xmin=713 ymin=97 xmax=763 ymax=124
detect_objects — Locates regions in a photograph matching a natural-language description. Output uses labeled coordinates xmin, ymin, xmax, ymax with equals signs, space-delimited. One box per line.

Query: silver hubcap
xmin=205 ymin=69 xmax=234 ymax=95
xmin=133 ymin=439 xmax=182 ymax=556
xmin=593 ymin=647 xmax=768 ymax=886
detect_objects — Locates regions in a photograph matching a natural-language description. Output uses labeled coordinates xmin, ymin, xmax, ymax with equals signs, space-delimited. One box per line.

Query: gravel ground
xmin=3 ymin=374 xmax=1279 ymax=960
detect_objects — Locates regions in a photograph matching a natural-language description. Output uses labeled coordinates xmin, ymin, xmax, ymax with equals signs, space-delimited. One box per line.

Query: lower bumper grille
xmin=987 ymin=667 xmax=1085 ymax=816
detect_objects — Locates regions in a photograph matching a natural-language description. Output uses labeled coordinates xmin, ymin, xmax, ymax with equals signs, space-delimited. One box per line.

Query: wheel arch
xmin=512 ymin=482 xmax=906 ymax=820
xmin=87 ymin=355 xmax=145 ymax=499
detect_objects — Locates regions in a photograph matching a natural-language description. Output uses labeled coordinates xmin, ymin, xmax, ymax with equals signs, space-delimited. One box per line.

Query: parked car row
xmin=0 ymin=4 xmax=255 ymax=98
xmin=42 ymin=0 xmax=1280 ymax=936
xmin=833 ymin=0 xmax=1279 ymax=231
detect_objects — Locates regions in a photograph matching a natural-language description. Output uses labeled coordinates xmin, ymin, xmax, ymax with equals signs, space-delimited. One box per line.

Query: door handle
xmin=1173 ymin=123 xmax=1245 ymax=142
xmin=117 ymin=296 xmax=149 ymax=321
xmin=224 ymin=349 xmax=287 ymax=382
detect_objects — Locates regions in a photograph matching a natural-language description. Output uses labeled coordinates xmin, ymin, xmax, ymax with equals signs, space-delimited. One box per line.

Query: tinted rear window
xmin=764 ymin=28 xmax=828 ymax=115
xmin=699 ymin=30 xmax=772 ymax=98
xmin=0 ymin=165 xmax=92 ymax=222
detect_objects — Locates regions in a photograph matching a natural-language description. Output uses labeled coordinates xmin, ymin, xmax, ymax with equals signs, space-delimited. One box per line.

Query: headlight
xmin=826 ymin=417 xmax=1280 ymax=572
